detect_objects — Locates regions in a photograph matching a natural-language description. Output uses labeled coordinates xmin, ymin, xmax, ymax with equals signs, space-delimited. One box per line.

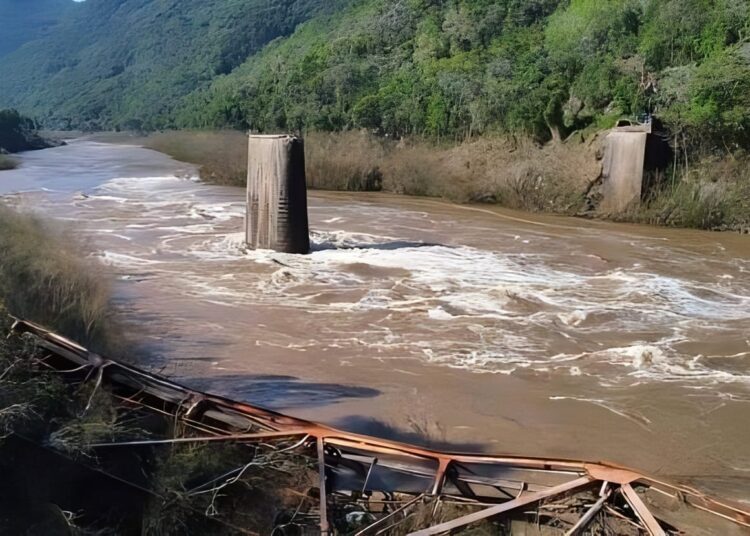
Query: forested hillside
xmin=0 ymin=0 xmax=72 ymax=58
xmin=182 ymin=0 xmax=750 ymax=150
xmin=0 ymin=0 xmax=346 ymax=130
xmin=1 ymin=0 xmax=748 ymax=153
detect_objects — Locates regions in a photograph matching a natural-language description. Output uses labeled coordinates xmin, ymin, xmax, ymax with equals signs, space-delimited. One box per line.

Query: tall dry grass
xmin=140 ymin=129 xmax=749 ymax=230
xmin=144 ymin=129 xmax=390 ymax=190
xmin=305 ymin=130 xmax=387 ymax=191
xmin=377 ymin=135 xmax=600 ymax=212
xmin=0 ymin=206 xmax=124 ymax=353
xmin=0 ymin=154 xmax=18 ymax=170
xmin=144 ymin=130 xmax=248 ymax=185
xmin=143 ymin=130 xmax=600 ymax=212
xmin=616 ymin=154 xmax=750 ymax=230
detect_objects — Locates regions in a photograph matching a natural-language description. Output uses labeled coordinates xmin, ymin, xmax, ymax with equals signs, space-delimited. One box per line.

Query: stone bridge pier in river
xmin=245 ymin=134 xmax=310 ymax=254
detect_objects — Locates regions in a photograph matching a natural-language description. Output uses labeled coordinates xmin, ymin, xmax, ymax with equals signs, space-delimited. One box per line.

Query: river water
xmin=2 ymin=140 xmax=749 ymax=500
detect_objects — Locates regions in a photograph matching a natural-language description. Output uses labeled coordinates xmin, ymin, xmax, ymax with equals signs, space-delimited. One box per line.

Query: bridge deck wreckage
xmin=8 ymin=318 xmax=750 ymax=535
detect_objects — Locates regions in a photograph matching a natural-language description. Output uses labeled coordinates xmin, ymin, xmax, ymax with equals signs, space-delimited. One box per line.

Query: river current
xmin=2 ymin=140 xmax=749 ymax=500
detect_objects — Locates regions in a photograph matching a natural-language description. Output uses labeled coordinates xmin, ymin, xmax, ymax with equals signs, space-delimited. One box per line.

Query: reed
xmin=0 ymin=206 xmax=125 ymax=354
xmin=0 ymin=154 xmax=18 ymax=170
xmin=142 ymin=129 xmax=750 ymax=231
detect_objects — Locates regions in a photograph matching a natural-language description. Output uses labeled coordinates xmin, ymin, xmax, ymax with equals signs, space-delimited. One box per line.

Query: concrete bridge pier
xmin=599 ymin=124 xmax=651 ymax=213
xmin=246 ymin=135 xmax=310 ymax=254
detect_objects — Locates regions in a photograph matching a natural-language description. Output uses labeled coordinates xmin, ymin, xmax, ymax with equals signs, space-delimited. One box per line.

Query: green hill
xmin=0 ymin=0 xmax=345 ymax=130
xmin=0 ymin=0 xmax=73 ymax=59
xmin=0 ymin=0 xmax=748 ymax=150
xmin=180 ymin=0 xmax=750 ymax=147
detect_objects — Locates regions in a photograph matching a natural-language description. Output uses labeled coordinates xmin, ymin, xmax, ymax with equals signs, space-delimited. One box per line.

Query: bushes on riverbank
xmin=622 ymin=155 xmax=750 ymax=230
xmin=0 ymin=206 xmax=124 ymax=353
xmin=0 ymin=154 xmax=18 ymax=170
xmin=143 ymin=130 xmax=247 ymax=186
xmin=143 ymin=128 xmax=750 ymax=232
xmin=0 ymin=109 xmax=54 ymax=154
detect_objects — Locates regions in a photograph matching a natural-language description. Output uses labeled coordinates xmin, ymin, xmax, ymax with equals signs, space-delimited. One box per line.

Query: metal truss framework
xmin=10 ymin=318 xmax=750 ymax=535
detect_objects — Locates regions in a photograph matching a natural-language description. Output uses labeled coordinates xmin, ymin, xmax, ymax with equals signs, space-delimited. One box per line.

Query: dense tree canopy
xmin=180 ymin=0 xmax=750 ymax=148
xmin=0 ymin=0 xmax=346 ymax=131
xmin=0 ymin=0 xmax=72 ymax=59
xmin=0 ymin=0 xmax=748 ymax=149
xmin=0 ymin=109 xmax=50 ymax=152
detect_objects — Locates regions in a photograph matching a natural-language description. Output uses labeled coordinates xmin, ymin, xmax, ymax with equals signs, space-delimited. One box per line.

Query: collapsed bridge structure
xmin=7 ymin=318 xmax=750 ymax=535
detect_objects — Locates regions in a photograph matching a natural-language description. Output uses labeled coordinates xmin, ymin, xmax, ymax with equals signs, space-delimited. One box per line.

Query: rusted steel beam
xmin=317 ymin=436 xmax=330 ymax=535
xmin=621 ymin=484 xmax=667 ymax=536
xmin=564 ymin=484 xmax=611 ymax=536
xmin=639 ymin=477 xmax=750 ymax=528
xmin=89 ymin=429 xmax=310 ymax=448
xmin=407 ymin=476 xmax=595 ymax=535
xmin=431 ymin=458 xmax=451 ymax=496
xmin=689 ymin=501 xmax=750 ymax=529
xmin=9 ymin=317 xmax=750 ymax=534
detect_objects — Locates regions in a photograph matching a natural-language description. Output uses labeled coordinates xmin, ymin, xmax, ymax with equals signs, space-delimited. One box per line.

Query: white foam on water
xmin=98 ymin=251 xmax=166 ymax=269
xmin=152 ymin=228 xmax=750 ymax=387
xmin=557 ymin=310 xmax=588 ymax=326
xmin=188 ymin=202 xmax=244 ymax=222
xmin=76 ymin=174 xmax=750 ymax=390
xmin=428 ymin=307 xmax=455 ymax=320
xmin=84 ymin=195 xmax=129 ymax=204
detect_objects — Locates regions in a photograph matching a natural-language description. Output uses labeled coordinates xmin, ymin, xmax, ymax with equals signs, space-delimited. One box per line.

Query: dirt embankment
xmin=137 ymin=130 xmax=750 ymax=232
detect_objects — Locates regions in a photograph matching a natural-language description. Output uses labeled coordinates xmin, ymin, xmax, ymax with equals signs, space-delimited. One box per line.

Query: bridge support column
xmin=599 ymin=123 xmax=653 ymax=213
xmin=246 ymin=135 xmax=310 ymax=254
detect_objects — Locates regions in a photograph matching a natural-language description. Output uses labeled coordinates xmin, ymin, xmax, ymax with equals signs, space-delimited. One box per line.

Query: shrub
xmin=0 ymin=206 xmax=123 ymax=353
xmin=0 ymin=154 xmax=18 ymax=170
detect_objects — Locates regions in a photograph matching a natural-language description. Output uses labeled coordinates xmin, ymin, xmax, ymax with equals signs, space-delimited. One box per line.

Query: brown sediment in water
xmin=2 ymin=141 xmax=749 ymax=504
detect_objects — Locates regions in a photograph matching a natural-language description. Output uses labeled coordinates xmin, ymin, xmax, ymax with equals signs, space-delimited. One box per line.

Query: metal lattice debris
xmin=9 ymin=318 xmax=750 ymax=535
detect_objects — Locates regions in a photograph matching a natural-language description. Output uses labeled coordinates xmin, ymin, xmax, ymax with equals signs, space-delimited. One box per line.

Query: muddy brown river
xmin=2 ymin=140 xmax=749 ymax=503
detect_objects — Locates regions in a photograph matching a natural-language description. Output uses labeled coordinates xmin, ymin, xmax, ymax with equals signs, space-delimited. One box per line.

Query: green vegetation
xmin=1 ymin=1 xmax=749 ymax=229
xmin=2 ymin=0 xmax=748 ymax=154
xmin=0 ymin=155 xmax=18 ymax=170
xmin=0 ymin=108 xmax=54 ymax=153
xmin=0 ymin=206 xmax=123 ymax=353
xmin=0 ymin=0 xmax=351 ymax=131
xmin=183 ymin=0 xmax=750 ymax=149
xmin=0 ymin=0 xmax=72 ymax=59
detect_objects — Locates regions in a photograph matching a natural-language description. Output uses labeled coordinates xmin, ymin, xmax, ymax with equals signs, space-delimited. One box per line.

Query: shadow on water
xmin=311 ymin=239 xmax=444 ymax=253
xmin=180 ymin=373 xmax=380 ymax=409
xmin=333 ymin=415 xmax=487 ymax=453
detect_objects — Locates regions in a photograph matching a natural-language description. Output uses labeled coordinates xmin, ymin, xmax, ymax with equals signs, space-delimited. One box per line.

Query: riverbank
xmin=1 ymin=139 xmax=749 ymax=507
xmin=134 ymin=130 xmax=750 ymax=233
xmin=0 ymin=109 xmax=63 ymax=170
